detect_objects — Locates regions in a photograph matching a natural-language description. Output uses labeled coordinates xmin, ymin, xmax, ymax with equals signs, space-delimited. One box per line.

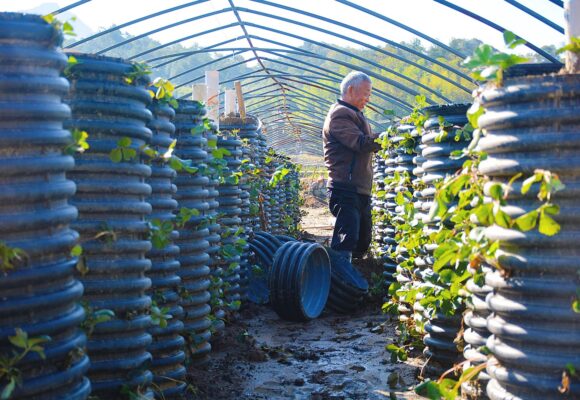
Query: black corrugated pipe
xmin=216 ymin=132 xmax=243 ymax=310
xmin=325 ymin=248 xmax=369 ymax=314
xmin=219 ymin=115 xmax=259 ymax=303
xmin=247 ymin=231 xmax=285 ymax=304
xmin=204 ymin=120 xmax=225 ymax=335
xmin=0 ymin=13 xmax=91 ymax=399
xmin=418 ymin=103 xmax=470 ymax=377
xmin=172 ymin=99 xmax=212 ymax=365
xmin=269 ymin=241 xmax=331 ymax=321
xmin=461 ymin=268 xmax=492 ymax=399
xmin=477 ymin=71 xmax=580 ymax=400
xmin=65 ymin=53 xmax=154 ymax=398
xmin=145 ymin=100 xmax=186 ymax=398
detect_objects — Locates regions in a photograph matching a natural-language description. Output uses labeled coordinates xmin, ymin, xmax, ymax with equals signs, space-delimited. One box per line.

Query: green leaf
xmin=1 ymin=379 xmax=16 ymax=400
xmin=63 ymin=21 xmax=75 ymax=36
xmin=395 ymin=191 xmax=405 ymax=205
xmin=449 ymin=174 xmax=470 ymax=196
xmin=8 ymin=328 xmax=28 ymax=349
xmin=42 ymin=14 xmax=55 ymax=24
xmin=493 ymin=205 xmax=511 ymax=228
xmin=538 ymin=210 xmax=560 ymax=236
xmin=118 ymin=137 xmax=131 ymax=147
xmin=70 ymin=244 xmax=83 ymax=257
xmin=514 ymin=210 xmax=538 ymax=231
xmin=503 ymin=30 xmax=526 ymax=49
xmin=123 ymin=148 xmax=137 ymax=161
xmin=556 ymin=36 xmax=580 ymax=54
xmin=109 ymin=148 xmax=122 ymax=163
xmin=415 ymin=380 xmax=443 ymax=399
xmin=488 ymin=183 xmax=504 ymax=201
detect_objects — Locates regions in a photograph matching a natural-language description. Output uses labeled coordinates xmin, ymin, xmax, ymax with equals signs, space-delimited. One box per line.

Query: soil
xmin=187 ymin=203 xmax=423 ymax=400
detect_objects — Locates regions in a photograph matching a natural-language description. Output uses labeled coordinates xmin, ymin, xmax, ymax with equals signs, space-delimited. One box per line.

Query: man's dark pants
xmin=328 ymin=188 xmax=372 ymax=258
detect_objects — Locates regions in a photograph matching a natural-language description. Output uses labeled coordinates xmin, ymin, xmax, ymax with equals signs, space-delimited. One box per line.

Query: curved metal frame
xmin=434 ymin=0 xmax=560 ymax=62
xmin=56 ymin=0 xmax=564 ymax=157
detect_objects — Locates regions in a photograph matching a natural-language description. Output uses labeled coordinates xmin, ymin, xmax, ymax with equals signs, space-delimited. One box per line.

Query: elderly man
xmin=322 ymin=71 xmax=381 ymax=262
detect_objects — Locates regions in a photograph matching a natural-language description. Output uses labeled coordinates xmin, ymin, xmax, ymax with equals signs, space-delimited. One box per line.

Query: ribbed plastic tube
xmin=0 ymin=13 xmax=90 ymax=400
xmin=145 ymin=101 xmax=185 ymax=398
xmin=216 ymin=133 xmax=243 ymax=309
xmin=257 ymin=136 xmax=271 ymax=230
xmin=269 ymin=241 xmax=331 ymax=321
xmin=173 ymin=99 xmax=212 ymax=364
xmin=247 ymin=232 xmax=285 ymax=304
xmin=204 ymin=121 xmax=225 ymax=335
xmin=282 ymin=165 xmax=302 ymax=233
xmin=219 ymin=115 xmax=258 ymax=303
xmin=65 ymin=53 xmax=154 ymax=398
xmin=325 ymin=248 xmax=369 ymax=314
xmin=477 ymin=73 xmax=580 ymax=400
xmin=418 ymin=104 xmax=470 ymax=377
xmin=462 ymin=273 xmax=492 ymax=399
xmin=264 ymin=160 xmax=281 ymax=233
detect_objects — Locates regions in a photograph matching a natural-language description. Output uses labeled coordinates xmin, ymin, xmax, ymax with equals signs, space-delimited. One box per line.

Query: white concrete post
xmin=224 ymin=89 xmax=237 ymax=117
xmin=205 ymin=70 xmax=220 ymax=128
xmin=191 ymin=83 xmax=207 ymax=102
xmin=565 ymin=0 xmax=580 ymax=72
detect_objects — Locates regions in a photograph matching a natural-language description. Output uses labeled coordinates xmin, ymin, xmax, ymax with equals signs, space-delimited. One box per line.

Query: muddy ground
xmin=188 ymin=200 xmax=423 ymax=400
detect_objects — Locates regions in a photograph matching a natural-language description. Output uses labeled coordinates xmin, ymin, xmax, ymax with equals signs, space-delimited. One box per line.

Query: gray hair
xmin=340 ymin=71 xmax=371 ymax=96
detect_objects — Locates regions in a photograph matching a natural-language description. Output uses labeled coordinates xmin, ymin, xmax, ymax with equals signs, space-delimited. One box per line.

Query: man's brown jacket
xmin=322 ymin=100 xmax=381 ymax=196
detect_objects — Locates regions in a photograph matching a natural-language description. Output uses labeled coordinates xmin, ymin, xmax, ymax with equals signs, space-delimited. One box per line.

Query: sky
xmin=1 ymin=0 xmax=567 ymax=57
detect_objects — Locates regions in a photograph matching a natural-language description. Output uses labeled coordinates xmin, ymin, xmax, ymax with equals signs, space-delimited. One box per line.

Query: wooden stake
xmin=235 ymin=81 xmax=246 ymax=119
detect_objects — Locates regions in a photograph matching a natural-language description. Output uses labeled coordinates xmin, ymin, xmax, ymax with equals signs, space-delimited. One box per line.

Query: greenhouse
xmin=0 ymin=0 xmax=578 ymax=399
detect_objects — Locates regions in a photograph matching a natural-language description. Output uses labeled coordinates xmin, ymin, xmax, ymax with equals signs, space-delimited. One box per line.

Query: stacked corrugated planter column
xmin=0 ymin=13 xmax=90 ymax=399
xmin=282 ymin=161 xmax=302 ymax=234
xmin=416 ymin=104 xmax=470 ymax=376
xmin=372 ymin=127 xmax=399 ymax=289
xmin=390 ymin=124 xmax=418 ymax=322
xmin=220 ymin=115 xmax=260 ymax=302
xmin=65 ymin=53 xmax=154 ymax=398
xmin=172 ymin=99 xmax=212 ymax=364
xmin=257 ymin=133 xmax=272 ymax=231
xmin=265 ymin=156 xmax=282 ymax=234
xmin=462 ymin=267 xmax=493 ymax=398
xmin=204 ymin=120 xmax=225 ymax=335
xmin=477 ymin=72 xmax=580 ymax=399
xmin=216 ymin=129 xmax=244 ymax=309
xmin=145 ymin=99 xmax=186 ymax=398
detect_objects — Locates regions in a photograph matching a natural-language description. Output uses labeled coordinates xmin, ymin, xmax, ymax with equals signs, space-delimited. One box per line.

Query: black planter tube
xmin=173 ymin=99 xmax=212 ymax=365
xmin=477 ymin=73 xmax=580 ymax=400
xmin=0 ymin=13 xmax=90 ymax=400
xmin=145 ymin=100 xmax=186 ymax=398
xmin=65 ymin=52 xmax=154 ymax=398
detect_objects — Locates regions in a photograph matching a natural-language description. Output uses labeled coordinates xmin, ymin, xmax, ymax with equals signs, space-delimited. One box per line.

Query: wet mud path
xmin=189 ymin=304 xmax=422 ymax=399
xmin=188 ymin=203 xmax=421 ymax=399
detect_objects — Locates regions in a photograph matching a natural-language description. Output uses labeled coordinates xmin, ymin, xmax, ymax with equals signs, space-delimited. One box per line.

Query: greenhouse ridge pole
xmin=227 ymin=0 xmax=295 ymax=129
